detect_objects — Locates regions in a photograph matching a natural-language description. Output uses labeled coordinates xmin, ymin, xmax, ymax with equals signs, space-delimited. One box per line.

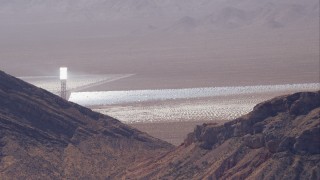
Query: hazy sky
xmin=1 ymin=0 xmax=318 ymax=34
xmin=0 ymin=0 xmax=319 ymax=88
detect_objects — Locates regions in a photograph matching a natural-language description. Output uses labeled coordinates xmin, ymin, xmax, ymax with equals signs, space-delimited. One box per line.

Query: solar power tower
xmin=60 ymin=67 xmax=67 ymax=100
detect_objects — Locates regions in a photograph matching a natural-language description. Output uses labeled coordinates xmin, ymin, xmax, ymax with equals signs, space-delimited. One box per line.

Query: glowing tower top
xmin=60 ymin=67 xmax=68 ymax=80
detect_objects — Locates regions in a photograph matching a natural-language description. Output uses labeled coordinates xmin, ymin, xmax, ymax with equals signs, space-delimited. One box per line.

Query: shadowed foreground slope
xmin=125 ymin=91 xmax=320 ymax=179
xmin=0 ymin=70 xmax=173 ymax=179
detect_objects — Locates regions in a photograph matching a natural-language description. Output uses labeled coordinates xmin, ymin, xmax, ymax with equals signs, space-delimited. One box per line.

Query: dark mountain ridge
xmin=125 ymin=91 xmax=320 ymax=179
xmin=0 ymin=70 xmax=173 ymax=179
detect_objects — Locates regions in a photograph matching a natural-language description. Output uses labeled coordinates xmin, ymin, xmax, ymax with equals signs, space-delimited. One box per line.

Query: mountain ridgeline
xmin=0 ymin=70 xmax=173 ymax=179
xmin=0 ymin=0 xmax=318 ymax=34
xmin=125 ymin=91 xmax=320 ymax=179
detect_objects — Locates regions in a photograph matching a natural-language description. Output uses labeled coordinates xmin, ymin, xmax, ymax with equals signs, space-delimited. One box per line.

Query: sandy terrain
xmin=130 ymin=120 xmax=226 ymax=146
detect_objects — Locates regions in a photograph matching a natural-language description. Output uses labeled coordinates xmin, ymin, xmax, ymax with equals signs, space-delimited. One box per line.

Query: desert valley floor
xmin=22 ymin=75 xmax=319 ymax=145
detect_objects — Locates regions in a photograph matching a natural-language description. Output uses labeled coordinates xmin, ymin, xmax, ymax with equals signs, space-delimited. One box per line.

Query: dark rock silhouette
xmin=0 ymin=70 xmax=173 ymax=179
xmin=125 ymin=91 xmax=320 ymax=179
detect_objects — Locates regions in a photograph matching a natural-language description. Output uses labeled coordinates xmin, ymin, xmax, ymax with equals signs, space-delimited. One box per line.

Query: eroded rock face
xmin=294 ymin=127 xmax=320 ymax=154
xmin=125 ymin=91 xmax=320 ymax=179
xmin=186 ymin=91 xmax=320 ymax=153
xmin=244 ymin=134 xmax=265 ymax=149
xmin=0 ymin=70 xmax=174 ymax=179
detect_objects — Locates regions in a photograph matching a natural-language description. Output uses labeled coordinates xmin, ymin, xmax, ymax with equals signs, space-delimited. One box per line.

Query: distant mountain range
xmin=0 ymin=0 xmax=318 ymax=33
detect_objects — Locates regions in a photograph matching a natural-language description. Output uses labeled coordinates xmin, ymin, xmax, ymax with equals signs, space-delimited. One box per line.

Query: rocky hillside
xmin=125 ymin=91 xmax=320 ymax=179
xmin=0 ymin=70 xmax=173 ymax=179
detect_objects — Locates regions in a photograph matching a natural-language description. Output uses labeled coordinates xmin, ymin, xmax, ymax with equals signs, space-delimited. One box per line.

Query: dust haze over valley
xmin=1 ymin=0 xmax=319 ymax=144
xmin=1 ymin=0 xmax=319 ymax=88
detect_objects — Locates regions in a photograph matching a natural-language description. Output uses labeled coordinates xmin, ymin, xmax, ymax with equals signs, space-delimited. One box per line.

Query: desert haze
xmin=0 ymin=0 xmax=319 ymax=179
xmin=0 ymin=0 xmax=319 ymax=88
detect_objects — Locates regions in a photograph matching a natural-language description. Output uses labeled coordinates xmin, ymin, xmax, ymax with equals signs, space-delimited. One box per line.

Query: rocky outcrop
xmin=0 ymin=70 xmax=173 ymax=179
xmin=125 ymin=91 xmax=320 ymax=179
xmin=186 ymin=91 xmax=320 ymax=153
